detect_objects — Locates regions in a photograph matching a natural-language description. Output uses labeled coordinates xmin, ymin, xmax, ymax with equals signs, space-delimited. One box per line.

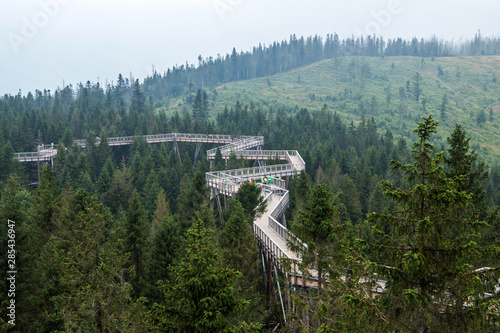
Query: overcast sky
xmin=1 ymin=0 xmax=499 ymax=96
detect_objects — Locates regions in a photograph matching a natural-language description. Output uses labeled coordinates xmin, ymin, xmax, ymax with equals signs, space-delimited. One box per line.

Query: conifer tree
xmin=176 ymin=171 xmax=209 ymax=232
xmin=219 ymin=199 xmax=267 ymax=328
xmin=124 ymin=189 xmax=149 ymax=298
xmin=364 ymin=115 xmax=500 ymax=331
xmin=106 ymin=157 xmax=133 ymax=214
xmin=29 ymin=164 xmax=60 ymax=241
xmin=131 ymin=79 xmax=145 ymax=114
xmin=150 ymin=188 xmax=170 ymax=240
xmin=96 ymin=156 xmax=115 ymax=197
xmin=287 ymin=184 xmax=350 ymax=330
xmin=445 ymin=123 xmax=488 ymax=218
xmin=46 ymin=190 xmax=136 ymax=331
xmin=144 ymin=214 xmax=182 ymax=303
xmin=233 ymin=182 xmax=266 ymax=223
xmin=152 ymin=219 xmax=246 ymax=332
xmin=0 ymin=177 xmax=30 ymax=329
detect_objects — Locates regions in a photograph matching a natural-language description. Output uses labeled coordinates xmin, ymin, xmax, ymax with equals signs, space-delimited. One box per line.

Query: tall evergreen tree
xmin=124 ymin=190 xmax=149 ymax=298
xmin=152 ymin=219 xmax=246 ymax=332
xmin=131 ymin=79 xmax=145 ymax=114
xmin=363 ymin=115 xmax=500 ymax=331
xmin=0 ymin=177 xmax=30 ymax=329
xmin=412 ymin=72 xmax=423 ymax=111
xmin=47 ymin=191 xmax=137 ymax=331
xmin=192 ymin=88 xmax=208 ymax=121
xmin=440 ymin=94 xmax=448 ymax=122
xmin=445 ymin=123 xmax=488 ymax=218
xmin=176 ymin=171 xmax=209 ymax=232
xmin=287 ymin=184 xmax=350 ymax=331
xmin=219 ymin=199 xmax=267 ymax=329
xmin=233 ymin=182 xmax=266 ymax=223
xmin=29 ymin=164 xmax=61 ymax=241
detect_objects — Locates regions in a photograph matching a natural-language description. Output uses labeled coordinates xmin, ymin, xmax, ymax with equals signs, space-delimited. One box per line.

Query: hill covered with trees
xmin=1 ymin=33 xmax=500 ymax=331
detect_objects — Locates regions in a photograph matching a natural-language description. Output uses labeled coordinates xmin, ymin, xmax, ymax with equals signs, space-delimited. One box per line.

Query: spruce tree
xmin=219 ymin=199 xmax=267 ymax=328
xmin=124 ymin=190 xmax=149 ymax=298
xmin=233 ymin=182 xmax=266 ymax=223
xmin=287 ymin=184 xmax=350 ymax=330
xmin=47 ymin=190 xmax=136 ymax=331
xmin=29 ymin=164 xmax=60 ymax=241
xmin=152 ymin=219 xmax=246 ymax=332
xmin=445 ymin=123 xmax=488 ymax=218
xmin=364 ymin=115 xmax=500 ymax=331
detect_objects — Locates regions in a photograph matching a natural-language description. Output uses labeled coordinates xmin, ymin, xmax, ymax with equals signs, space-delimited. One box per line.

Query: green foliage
xmin=105 ymin=158 xmax=133 ymax=214
xmin=152 ymin=219 xmax=246 ymax=332
xmin=176 ymin=170 xmax=210 ymax=232
xmin=445 ymin=123 xmax=488 ymax=218
xmin=0 ymin=177 xmax=30 ymax=328
xmin=124 ymin=190 xmax=149 ymax=298
xmin=233 ymin=182 xmax=266 ymax=223
xmin=219 ymin=200 xmax=268 ymax=328
xmin=364 ymin=115 xmax=500 ymax=331
xmin=2 ymin=50 xmax=500 ymax=330
xmin=47 ymin=191 xmax=137 ymax=331
xmin=29 ymin=164 xmax=61 ymax=240
xmin=144 ymin=214 xmax=182 ymax=303
xmin=192 ymin=88 xmax=209 ymax=121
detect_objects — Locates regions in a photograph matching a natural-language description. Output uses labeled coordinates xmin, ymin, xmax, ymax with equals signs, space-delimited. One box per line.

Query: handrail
xmin=206 ymin=136 xmax=264 ymax=156
xmin=14 ymin=148 xmax=58 ymax=162
xmin=13 ymin=132 xmax=307 ymax=282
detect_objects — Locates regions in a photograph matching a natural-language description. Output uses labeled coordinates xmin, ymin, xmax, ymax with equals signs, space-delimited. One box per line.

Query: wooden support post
xmin=193 ymin=142 xmax=201 ymax=169
xmin=173 ymin=141 xmax=182 ymax=163
xmin=216 ymin=193 xmax=224 ymax=224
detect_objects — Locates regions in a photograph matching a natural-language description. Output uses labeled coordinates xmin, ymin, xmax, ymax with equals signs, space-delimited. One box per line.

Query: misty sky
xmin=1 ymin=0 xmax=499 ymax=96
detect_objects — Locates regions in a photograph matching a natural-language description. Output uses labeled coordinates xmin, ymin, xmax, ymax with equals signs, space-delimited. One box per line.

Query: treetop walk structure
xmin=14 ymin=132 xmax=393 ymax=326
xmin=13 ymin=133 xmax=308 ymax=286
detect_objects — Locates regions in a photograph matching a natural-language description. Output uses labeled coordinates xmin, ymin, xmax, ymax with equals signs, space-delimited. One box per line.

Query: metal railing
xmin=206 ymin=136 xmax=264 ymax=157
xmin=253 ymin=221 xmax=298 ymax=272
xmin=76 ymin=132 xmax=236 ymax=148
xmin=14 ymin=149 xmax=58 ymax=162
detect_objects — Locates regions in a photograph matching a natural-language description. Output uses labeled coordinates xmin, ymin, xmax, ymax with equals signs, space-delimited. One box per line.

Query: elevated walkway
xmin=13 ymin=132 xmax=308 ymax=285
xmin=204 ymin=134 xmax=309 ymax=287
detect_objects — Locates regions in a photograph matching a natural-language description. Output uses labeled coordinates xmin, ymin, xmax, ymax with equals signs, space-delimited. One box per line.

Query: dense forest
xmin=1 ymin=33 xmax=500 ymax=331
xmin=141 ymin=32 xmax=500 ymax=101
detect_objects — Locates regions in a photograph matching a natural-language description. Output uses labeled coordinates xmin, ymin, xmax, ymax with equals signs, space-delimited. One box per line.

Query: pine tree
xmin=291 ymin=184 xmax=345 ymax=296
xmin=412 ymin=72 xmax=423 ymax=112
xmin=288 ymin=184 xmax=350 ymax=330
xmin=96 ymin=156 xmax=115 ymax=197
xmin=124 ymin=190 xmax=149 ymax=298
xmin=364 ymin=115 xmax=500 ymax=331
xmin=0 ymin=177 xmax=30 ymax=329
xmin=29 ymin=164 xmax=60 ymax=241
xmin=176 ymin=171 xmax=209 ymax=232
xmin=46 ymin=190 xmax=137 ymax=331
xmin=219 ymin=199 xmax=267 ymax=328
xmin=440 ymin=94 xmax=448 ymax=122
xmin=233 ymin=182 xmax=266 ymax=223
xmin=445 ymin=123 xmax=488 ymax=218
xmin=213 ymin=147 xmax=225 ymax=171
xmin=0 ymin=141 xmax=14 ymax=183
xmin=192 ymin=88 xmax=208 ymax=121
xmin=152 ymin=219 xmax=246 ymax=332
xmin=150 ymin=188 xmax=170 ymax=240
xmin=131 ymin=79 xmax=145 ymax=114
xmin=105 ymin=157 xmax=132 ymax=214
xmin=144 ymin=214 xmax=182 ymax=303
xmin=339 ymin=174 xmax=362 ymax=224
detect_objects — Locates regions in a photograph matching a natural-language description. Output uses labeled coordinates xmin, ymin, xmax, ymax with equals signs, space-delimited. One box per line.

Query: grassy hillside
xmin=166 ymin=56 xmax=500 ymax=165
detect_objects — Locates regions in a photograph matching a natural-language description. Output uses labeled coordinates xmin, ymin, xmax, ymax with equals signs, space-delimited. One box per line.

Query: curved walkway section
xmin=13 ymin=132 xmax=306 ymax=281
xmin=205 ymin=135 xmax=306 ymax=283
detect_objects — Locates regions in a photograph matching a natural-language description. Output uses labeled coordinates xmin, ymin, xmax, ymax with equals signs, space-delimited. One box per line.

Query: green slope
xmin=167 ymin=56 xmax=500 ymax=164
